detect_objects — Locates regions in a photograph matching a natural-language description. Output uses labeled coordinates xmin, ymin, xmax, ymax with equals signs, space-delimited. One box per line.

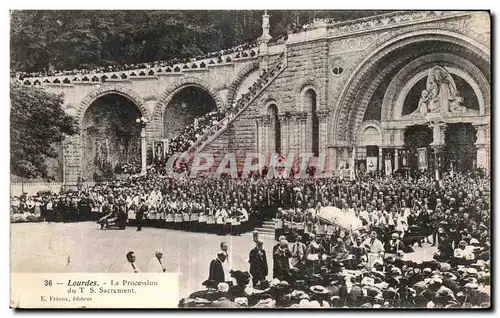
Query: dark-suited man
xmin=136 ymin=199 xmax=148 ymax=231
xmin=209 ymin=252 xmax=227 ymax=284
xmin=248 ymin=239 xmax=268 ymax=287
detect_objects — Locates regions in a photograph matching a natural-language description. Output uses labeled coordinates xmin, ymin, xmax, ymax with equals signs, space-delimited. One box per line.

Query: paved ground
xmin=11 ymin=222 xmax=441 ymax=299
xmin=10 ymin=222 xmax=275 ymax=298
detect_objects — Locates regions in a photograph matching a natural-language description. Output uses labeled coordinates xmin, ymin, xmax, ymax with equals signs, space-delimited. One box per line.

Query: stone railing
xmin=17 ymin=47 xmax=259 ymax=86
xmin=186 ymin=53 xmax=288 ymax=155
xmin=10 ymin=181 xmax=105 ymax=196
xmin=326 ymin=11 xmax=464 ymax=36
xmin=285 ymin=11 xmax=469 ymax=44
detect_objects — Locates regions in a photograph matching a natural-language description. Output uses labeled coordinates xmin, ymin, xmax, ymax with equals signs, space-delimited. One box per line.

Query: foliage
xmin=10 ymin=10 xmax=384 ymax=73
xmin=10 ymin=82 xmax=79 ymax=178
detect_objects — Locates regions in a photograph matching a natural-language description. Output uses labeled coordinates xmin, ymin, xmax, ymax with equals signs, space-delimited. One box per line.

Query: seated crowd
xmin=166 ymin=109 xmax=225 ymax=156
xmin=177 ymin=170 xmax=490 ymax=308
xmin=12 ymin=41 xmax=257 ymax=80
xmin=146 ymin=55 xmax=285 ymax=173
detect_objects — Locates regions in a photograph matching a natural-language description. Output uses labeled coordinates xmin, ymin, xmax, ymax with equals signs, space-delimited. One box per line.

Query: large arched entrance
xmin=163 ymin=86 xmax=217 ymax=140
xmin=333 ymin=30 xmax=490 ymax=174
xmin=82 ymin=94 xmax=143 ymax=181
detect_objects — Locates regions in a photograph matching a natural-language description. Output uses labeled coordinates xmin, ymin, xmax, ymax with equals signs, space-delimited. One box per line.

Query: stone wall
xmin=200 ymin=12 xmax=491 ymax=173
xmin=17 ymin=12 xmax=492 ymax=180
xmin=203 ymin=40 xmax=330 ymax=167
xmin=33 ymin=58 xmax=264 ymax=184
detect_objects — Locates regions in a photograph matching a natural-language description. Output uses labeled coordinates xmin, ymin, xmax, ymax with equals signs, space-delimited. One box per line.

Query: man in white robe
xmin=362 ymin=231 xmax=385 ymax=267
xmin=148 ymin=250 xmax=167 ymax=273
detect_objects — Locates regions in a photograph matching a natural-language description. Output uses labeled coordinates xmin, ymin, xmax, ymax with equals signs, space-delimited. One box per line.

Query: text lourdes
xmin=67 ymin=280 xmax=98 ymax=286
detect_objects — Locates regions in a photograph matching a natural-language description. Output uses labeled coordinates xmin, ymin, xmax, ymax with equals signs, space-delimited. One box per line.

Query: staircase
xmin=185 ymin=54 xmax=287 ymax=159
xmin=244 ymin=219 xmax=276 ymax=238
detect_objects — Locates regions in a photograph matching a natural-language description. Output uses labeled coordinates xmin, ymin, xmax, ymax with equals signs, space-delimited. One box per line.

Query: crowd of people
xmin=11 ymin=165 xmax=491 ymax=308
xmin=12 ymin=42 xmax=257 ymax=80
xmin=149 ymin=54 xmax=284 ymax=173
xmin=10 ymin=173 xmax=284 ymax=236
xmin=175 ymin=170 xmax=490 ymax=308
xmin=166 ymin=109 xmax=225 ymax=156
xmin=289 ymin=18 xmax=336 ymax=33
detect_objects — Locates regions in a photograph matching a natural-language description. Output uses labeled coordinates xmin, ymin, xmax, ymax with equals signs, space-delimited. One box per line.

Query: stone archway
xmin=63 ymin=85 xmax=147 ymax=184
xmin=226 ymin=61 xmax=259 ymax=106
xmin=150 ymin=77 xmax=224 ymax=139
xmin=330 ymin=29 xmax=490 ymax=146
xmin=81 ymin=93 xmax=144 ymax=181
xmin=76 ymin=85 xmax=147 ymax=127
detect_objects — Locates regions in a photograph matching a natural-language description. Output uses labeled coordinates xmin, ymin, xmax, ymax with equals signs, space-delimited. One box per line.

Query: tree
xmin=10 ymin=10 xmax=384 ymax=73
xmin=10 ymin=82 xmax=79 ymax=179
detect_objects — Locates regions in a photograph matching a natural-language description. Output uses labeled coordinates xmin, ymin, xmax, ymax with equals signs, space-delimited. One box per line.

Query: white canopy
xmin=317 ymin=206 xmax=364 ymax=231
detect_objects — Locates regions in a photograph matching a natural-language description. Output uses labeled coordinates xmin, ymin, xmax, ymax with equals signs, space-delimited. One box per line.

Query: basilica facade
xmin=19 ymin=11 xmax=491 ymax=183
xmin=202 ymin=11 xmax=491 ymax=175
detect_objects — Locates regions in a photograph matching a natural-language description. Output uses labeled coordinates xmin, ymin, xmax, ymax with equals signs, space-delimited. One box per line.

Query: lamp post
xmin=136 ymin=117 xmax=149 ymax=175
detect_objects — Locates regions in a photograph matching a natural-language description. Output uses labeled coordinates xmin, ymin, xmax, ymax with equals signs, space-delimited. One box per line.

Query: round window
xmin=331 ymin=57 xmax=344 ymax=76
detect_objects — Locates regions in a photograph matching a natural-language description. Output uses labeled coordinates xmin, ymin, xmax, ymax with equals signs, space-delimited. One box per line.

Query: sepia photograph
xmin=8 ymin=8 xmax=491 ymax=309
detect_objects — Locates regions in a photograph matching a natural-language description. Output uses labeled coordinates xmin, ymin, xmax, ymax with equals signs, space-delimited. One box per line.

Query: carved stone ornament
xmin=405 ymin=66 xmax=473 ymax=119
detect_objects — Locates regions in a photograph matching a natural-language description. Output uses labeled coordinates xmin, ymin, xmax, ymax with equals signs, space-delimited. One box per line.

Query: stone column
xmin=255 ymin=119 xmax=260 ymax=153
xmin=141 ymin=127 xmax=147 ymax=175
xmin=476 ymin=146 xmax=488 ymax=170
xmin=474 ymin=124 xmax=490 ymax=171
xmin=378 ymin=147 xmax=383 ymax=171
xmin=394 ymin=148 xmax=399 ymax=172
xmin=326 ymin=147 xmax=336 ymax=174
xmin=317 ymin=111 xmax=328 ymax=156
xmin=279 ymin=114 xmax=290 ymax=154
xmin=262 ymin=118 xmax=270 ymax=156
xmin=62 ymin=135 xmax=81 ymax=188
xmin=258 ymin=11 xmax=272 ymax=71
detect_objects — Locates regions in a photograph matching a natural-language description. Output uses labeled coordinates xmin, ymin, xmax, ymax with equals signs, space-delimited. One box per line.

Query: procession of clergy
xmin=12 ymin=166 xmax=491 ymax=308
xmin=173 ymin=170 xmax=489 ymax=308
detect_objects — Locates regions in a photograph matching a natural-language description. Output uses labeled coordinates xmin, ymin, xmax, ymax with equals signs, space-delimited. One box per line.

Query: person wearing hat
xmin=228 ymin=270 xmax=251 ymax=299
xmin=248 ymin=239 xmax=268 ymax=288
xmin=309 ymin=285 xmax=330 ymax=307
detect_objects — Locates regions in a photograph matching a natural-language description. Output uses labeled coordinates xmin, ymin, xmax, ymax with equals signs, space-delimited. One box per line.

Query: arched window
xmin=268 ymin=104 xmax=281 ymax=154
xmin=304 ymin=89 xmax=319 ymax=156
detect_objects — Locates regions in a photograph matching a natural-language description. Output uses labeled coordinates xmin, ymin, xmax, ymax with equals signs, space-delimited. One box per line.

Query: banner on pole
xmin=366 ymin=157 xmax=377 ymax=172
xmin=417 ymin=148 xmax=428 ymax=171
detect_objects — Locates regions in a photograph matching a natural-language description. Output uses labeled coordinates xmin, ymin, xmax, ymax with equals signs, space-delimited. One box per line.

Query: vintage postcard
xmin=10 ymin=9 xmax=491 ymax=309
